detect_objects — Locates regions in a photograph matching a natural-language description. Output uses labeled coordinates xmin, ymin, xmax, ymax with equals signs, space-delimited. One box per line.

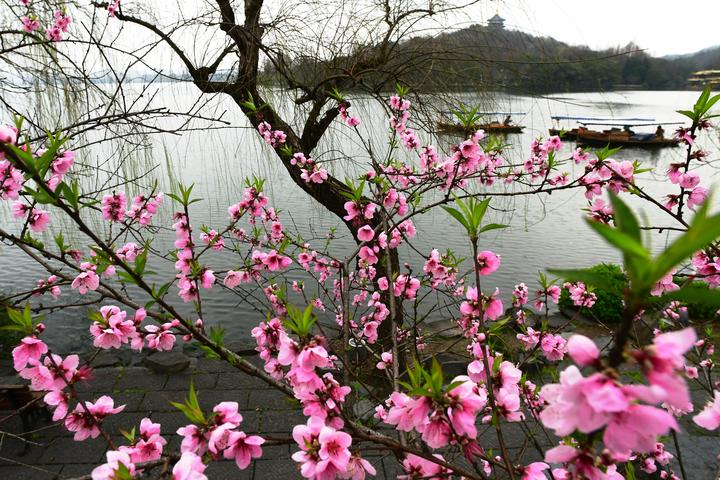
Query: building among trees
xmin=487 ymin=13 xmax=506 ymax=30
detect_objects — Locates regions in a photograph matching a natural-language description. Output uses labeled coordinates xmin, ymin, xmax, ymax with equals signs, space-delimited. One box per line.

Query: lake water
xmin=1 ymin=87 xmax=719 ymax=352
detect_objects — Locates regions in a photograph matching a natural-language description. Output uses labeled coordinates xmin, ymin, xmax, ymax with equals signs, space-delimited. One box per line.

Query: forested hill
xmin=398 ymin=24 xmax=720 ymax=93
xmin=269 ymin=24 xmax=720 ymax=94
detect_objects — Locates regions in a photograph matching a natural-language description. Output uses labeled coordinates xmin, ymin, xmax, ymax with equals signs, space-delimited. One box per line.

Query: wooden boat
xmin=576 ymin=127 xmax=680 ymax=149
xmin=549 ymin=116 xmax=657 ymax=142
xmin=548 ymin=127 xmax=579 ymax=140
xmin=548 ymin=116 xmax=682 ymax=149
xmin=438 ymin=121 xmax=524 ymax=134
xmin=437 ymin=110 xmax=525 ymax=135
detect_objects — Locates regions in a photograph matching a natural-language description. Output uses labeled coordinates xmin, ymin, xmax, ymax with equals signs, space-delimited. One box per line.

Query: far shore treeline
xmin=256 ymin=24 xmax=720 ymax=94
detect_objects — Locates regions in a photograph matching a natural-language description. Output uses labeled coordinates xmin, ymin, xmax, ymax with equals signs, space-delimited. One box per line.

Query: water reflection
xmin=1 ymin=87 xmax=719 ymax=352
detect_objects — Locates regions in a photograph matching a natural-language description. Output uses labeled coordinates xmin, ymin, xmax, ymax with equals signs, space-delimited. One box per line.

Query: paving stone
xmin=0 ymin=433 xmax=52 ymax=465
xmin=75 ymin=369 xmax=119 ymax=393
xmin=352 ymin=399 xmax=377 ymax=421
xmin=39 ymin=436 xmax=108 ymax=464
xmin=91 ymin=351 xmax=124 ymax=368
xmin=139 ymin=390 xmax=188 ymax=412
xmin=239 ymin=410 xmax=260 ymax=433
xmin=216 ymin=371 xmax=268 ymax=390
xmin=668 ymin=431 xmax=719 ymax=478
xmin=114 ymin=367 xmax=168 ymax=391
xmin=163 ymin=372 xmax=218 ymax=391
xmin=477 ymin=421 xmax=529 ymax=450
xmin=145 ymin=351 xmax=192 ymax=374
xmin=107 ymin=392 xmax=145 ymax=415
xmin=224 ymin=341 xmax=259 ymax=356
xmin=252 ymin=458 xmax=299 ymax=479
xmin=247 ymin=389 xmax=298 ymax=410
xmin=205 ymin=459 xmax=255 ymax=479
xmin=165 ymin=434 xmax=182 ymax=453
xmin=0 ymin=464 xmax=62 ymax=479
xmin=381 ymin=456 xmax=405 ymax=478
xmin=0 ymin=410 xmax=57 ymax=436
xmin=102 ymin=411 xmax=151 ymax=436
xmin=242 ymin=355 xmax=265 ymax=368
xmin=257 ymin=409 xmax=306 ymax=433
xmin=59 ymin=463 xmax=97 ymax=478
xmin=260 ymin=444 xmax=292 ymax=459
xmin=194 ymin=357 xmax=238 ymax=374
xmin=196 ymin=389 xmax=250 ymax=411
xmin=2 ymin=345 xmax=716 ymax=480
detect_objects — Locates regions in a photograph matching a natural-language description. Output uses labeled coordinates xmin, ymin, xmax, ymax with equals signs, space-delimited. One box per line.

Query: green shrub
xmin=676 ymin=281 xmax=720 ymax=320
xmin=559 ymin=263 xmax=627 ymax=323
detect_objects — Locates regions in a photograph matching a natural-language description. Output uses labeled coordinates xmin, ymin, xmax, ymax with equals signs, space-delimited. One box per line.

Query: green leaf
xmin=240 ymin=92 xmax=258 ymax=111
xmin=120 ymin=426 xmax=136 ymax=443
xmin=117 ymin=271 xmax=135 ymax=284
xmin=472 ymin=198 xmax=491 ymax=230
xmin=624 ymin=460 xmax=636 ymax=480
xmin=676 ymin=109 xmax=695 ymax=120
xmin=134 ymin=247 xmax=148 ymax=275
xmin=115 ymin=463 xmax=134 ymax=480
xmin=5 ymin=143 xmax=35 ymax=169
xmin=156 ymin=281 xmax=172 ymax=299
xmin=701 ymin=93 xmax=720 ymax=117
xmin=653 ymin=285 xmax=720 ymax=306
xmin=445 ymin=380 xmax=465 ymax=392
xmin=479 ymin=223 xmax=508 ymax=234
xmin=171 ymin=382 xmax=206 ymax=425
xmin=0 ymin=324 xmax=26 ymax=332
xmin=694 ymin=87 xmax=711 ymax=114
xmin=442 ymin=206 xmax=470 ymax=234
xmin=585 ymin=219 xmax=649 ymax=260
xmin=5 ymin=305 xmax=37 ymax=335
xmin=165 ymin=192 xmax=183 ymax=204
xmin=595 ymin=145 xmax=623 ymax=162
xmin=35 ymin=136 xmax=67 ymax=175
xmin=430 ymin=357 xmax=444 ymax=387
xmin=60 ymin=181 xmax=79 ymax=210
xmin=650 ymin=201 xmax=720 ymax=283
xmin=26 ymin=187 xmax=56 ymax=205
xmin=607 ymin=192 xmax=641 ymax=242
xmin=328 ymin=87 xmax=344 ymax=101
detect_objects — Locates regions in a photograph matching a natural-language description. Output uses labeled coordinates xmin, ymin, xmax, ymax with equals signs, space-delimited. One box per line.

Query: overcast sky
xmin=465 ymin=0 xmax=720 ymax=56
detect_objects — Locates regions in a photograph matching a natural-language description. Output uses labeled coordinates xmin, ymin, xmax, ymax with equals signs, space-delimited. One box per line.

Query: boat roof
xmin=443 ymin=111 xmax=526 ymax=116
xmin=691 ymin=70 xmax=720 ymax=75
xmin=551 ymin=115 xmax=655 ymax=122
xmin=578 ymin=121 xmax=685 ymax=127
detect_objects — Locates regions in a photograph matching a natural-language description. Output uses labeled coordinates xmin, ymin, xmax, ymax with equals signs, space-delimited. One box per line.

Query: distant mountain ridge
xmin=118 ymin=27 xmax=720 ymax=94
xmin=269 ymin=24 xmax=720 ymax=94
xmin=400 ymin=25 xmax=720 ymax=92
xmin=663 ymin=45 xmax=720 ymax=61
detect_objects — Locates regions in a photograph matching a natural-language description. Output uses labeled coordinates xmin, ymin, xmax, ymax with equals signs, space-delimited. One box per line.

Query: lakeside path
xmin=0 ymin=352 xmax=400 ymax=479
xmin=1 ymin=349 xmax=718 ymax=479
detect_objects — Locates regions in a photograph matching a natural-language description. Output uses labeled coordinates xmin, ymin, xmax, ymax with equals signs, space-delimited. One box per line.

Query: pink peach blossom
xmin=694 ymin=390 xmax=720 ymax=430
xmin=567 ymin=335 xmax=599 ymax=366
xmin=172 ymin=452 xmax=207 ymax=480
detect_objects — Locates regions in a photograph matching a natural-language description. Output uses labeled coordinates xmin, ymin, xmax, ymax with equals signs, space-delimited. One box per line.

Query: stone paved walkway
xmin=1 ymin=351 xmax=718 ymax=479
xmin=0 ymin=353 xmax=407 ymax=479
